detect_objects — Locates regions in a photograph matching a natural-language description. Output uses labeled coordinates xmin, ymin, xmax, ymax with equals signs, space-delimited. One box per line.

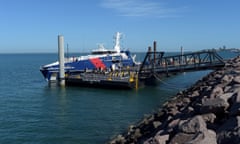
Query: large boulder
xmin=179 ymin=116 xmax=207 ymax=134
xmin=210 ymin=86 xmax=224 ymax=98
xmin=187 ymin=129 xmax=217 ymax=144
xmin=200 ymin=96 xmax=229 ymax=115
xmin=170 ymin=116 xmax=217 ymax=144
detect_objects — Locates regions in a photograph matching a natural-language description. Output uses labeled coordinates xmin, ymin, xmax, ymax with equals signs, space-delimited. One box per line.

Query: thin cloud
xmin=101 ymin=0 xmax=183 ymax=18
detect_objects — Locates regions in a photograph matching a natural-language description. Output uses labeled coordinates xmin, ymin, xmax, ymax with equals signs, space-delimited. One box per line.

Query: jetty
xmin=61 ymin=41 xmax=226 ymax=89
xmin=42 ymin=35 xmax=227 ymax=89
xmin=44 ymin=35 xmax=228 ymax=89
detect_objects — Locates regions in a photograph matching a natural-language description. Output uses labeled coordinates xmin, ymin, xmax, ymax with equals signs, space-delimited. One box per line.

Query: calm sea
xmin=0 ymin=51 xmax=238 ymax=144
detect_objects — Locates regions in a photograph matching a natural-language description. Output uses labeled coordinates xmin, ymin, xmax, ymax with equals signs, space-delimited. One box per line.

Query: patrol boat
xmin=40 ymin=32 xmax=139 ymax=81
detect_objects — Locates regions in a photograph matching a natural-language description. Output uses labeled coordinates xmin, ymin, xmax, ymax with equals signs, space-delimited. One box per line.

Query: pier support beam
xmin=58 ymin=35 xmax=65 ymax=86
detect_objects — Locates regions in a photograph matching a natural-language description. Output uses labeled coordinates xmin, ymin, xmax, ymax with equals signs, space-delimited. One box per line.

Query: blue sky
xmin=0 ymin=0 xmax=239 ymax=53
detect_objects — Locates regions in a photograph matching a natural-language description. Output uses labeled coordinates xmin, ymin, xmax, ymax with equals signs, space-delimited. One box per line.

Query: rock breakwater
xmin=109 ymin=56 xmax=240 ymax=144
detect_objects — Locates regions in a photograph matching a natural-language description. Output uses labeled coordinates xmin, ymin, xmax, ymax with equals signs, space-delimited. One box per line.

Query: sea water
xmin=0 ymin=51 xmax=237 ymax=144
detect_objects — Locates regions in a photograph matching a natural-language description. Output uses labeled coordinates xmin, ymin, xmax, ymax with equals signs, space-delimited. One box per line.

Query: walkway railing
xmin=139 ymin=50 xmax=225 ymax=79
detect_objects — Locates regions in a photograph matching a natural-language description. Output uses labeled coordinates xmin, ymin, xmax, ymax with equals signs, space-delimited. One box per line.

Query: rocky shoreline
xmin=109 ymin=56 xmax=240 ymax=144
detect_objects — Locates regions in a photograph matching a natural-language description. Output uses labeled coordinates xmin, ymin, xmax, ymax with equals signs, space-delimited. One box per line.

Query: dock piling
xmin=153 ymin=41 xmax=157 ymax=64
xmin=58 ymin=35 xmax=65 ymax=86
xmin=180 ymin=46 xmax=184 ymax=65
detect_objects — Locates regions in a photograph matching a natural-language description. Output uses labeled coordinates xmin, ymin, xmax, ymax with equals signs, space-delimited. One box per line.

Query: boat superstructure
xmin=40 ymin=32 xmax=139 ymax=81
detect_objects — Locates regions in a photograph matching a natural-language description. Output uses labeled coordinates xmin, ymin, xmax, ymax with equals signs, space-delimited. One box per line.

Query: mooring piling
xmin=58 ymin=35 xmax=65 ymax=86
xmin=180 ymin=46 xmax=184 ymax=65
xmin=153 ymin=41 xmax=157 ymax=64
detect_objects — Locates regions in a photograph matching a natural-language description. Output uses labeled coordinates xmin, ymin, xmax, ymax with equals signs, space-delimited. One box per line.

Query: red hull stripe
xmin=90 ymin=58 xmax=106 ymax=69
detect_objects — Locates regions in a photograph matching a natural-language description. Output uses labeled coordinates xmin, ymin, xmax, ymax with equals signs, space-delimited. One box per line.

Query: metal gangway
xmin=138 ymin=44 xmax=225 ymax=81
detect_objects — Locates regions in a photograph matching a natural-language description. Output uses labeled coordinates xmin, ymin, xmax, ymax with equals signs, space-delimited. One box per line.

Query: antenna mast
xmin=114 ymin=32 xmax=121 ymax=53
